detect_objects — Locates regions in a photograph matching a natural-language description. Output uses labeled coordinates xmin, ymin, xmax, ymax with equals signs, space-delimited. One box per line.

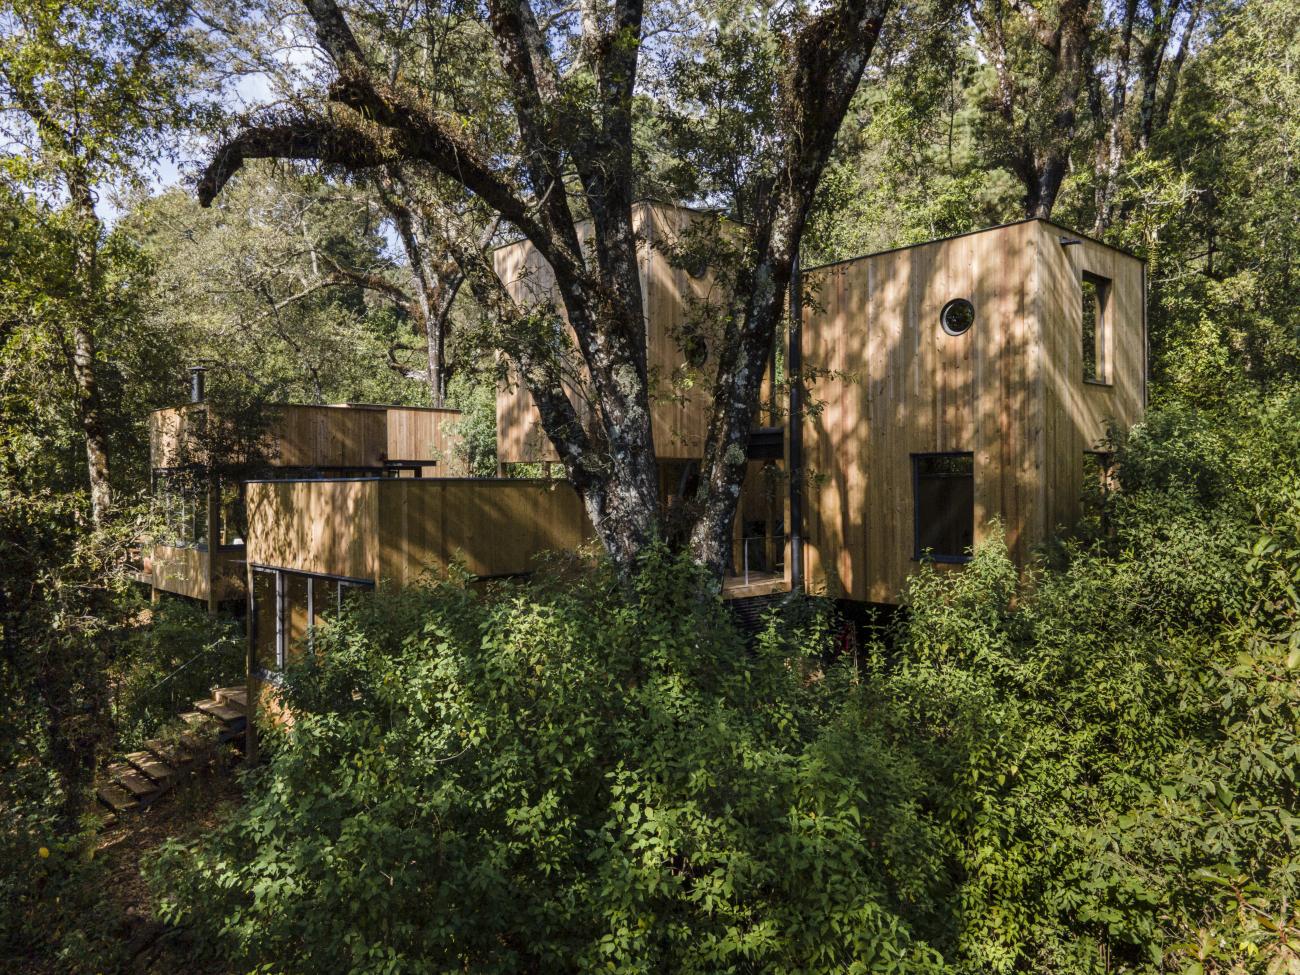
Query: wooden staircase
xmin=96 ymin=685 xmax=248 ymax=817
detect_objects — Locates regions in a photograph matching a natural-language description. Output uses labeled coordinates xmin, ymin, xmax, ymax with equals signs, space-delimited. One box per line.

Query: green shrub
xmin=152 ymin=550 xmax=955 ymax=974
xmin=110 ymin=599 xmax=245 ymax=751
xmin=149 ymin=389 xmax=1300 ymax=975
xmin=879 ymin=498 xmax=1300 ymax=974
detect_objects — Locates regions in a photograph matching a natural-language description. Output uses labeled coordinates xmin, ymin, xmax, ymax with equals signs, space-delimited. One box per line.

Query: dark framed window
xmin=1082 ymin=272 xmax=1111 ymax=384
xmin=683 ymin=332 xmax=708 ymax=368
xmin=940 ymin=298 xmax=975 ymax=336
xmin=912 ymin=452 xmax=975 ymax=563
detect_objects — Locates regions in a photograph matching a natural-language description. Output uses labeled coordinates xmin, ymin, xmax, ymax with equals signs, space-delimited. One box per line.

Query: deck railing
xmin=731 ymin=533 xmax=787 ymax=587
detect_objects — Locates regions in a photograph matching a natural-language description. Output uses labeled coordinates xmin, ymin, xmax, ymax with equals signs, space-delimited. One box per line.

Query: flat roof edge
xmin=803 ymin=217 xmax=1145 ymax=275
xmin=243 ymin=476 xmax=572 ymax=486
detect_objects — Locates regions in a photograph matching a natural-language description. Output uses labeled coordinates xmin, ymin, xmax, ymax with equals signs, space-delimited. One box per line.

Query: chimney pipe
xmin=189 ymin=365 xmax=207 ymax=404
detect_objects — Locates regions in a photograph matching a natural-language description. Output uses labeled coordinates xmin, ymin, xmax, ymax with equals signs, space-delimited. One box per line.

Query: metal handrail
xmin=732 ymin=532 xmax=787 ymax=586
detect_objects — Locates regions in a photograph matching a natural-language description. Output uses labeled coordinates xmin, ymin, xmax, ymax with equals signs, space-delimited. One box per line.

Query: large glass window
xmin=912 ymin=453 xmax=975 ymax=562
xmin=250 ymin=568 xmax=372 ymax=674
xmin=284 ymin=574 xmax=310 ymax=666
xmin=311 ymin=577 xmax=339 ymax=631
xmin=252 ymin=569 xmax=278 ymax=672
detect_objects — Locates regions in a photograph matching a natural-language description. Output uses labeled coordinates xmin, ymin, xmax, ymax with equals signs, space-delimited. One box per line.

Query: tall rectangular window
xmin=251 ymin=569 xmax=373 ymax=673
xmin=1082 ymin=272 xmax=1111 ymax=384
xmin=912 ymin=453 xmax=975 ymax=563
xmin=251 ymin=568 xmax=278 ymax=673
xmin=283 ymin=573 xmax=310 ymax=667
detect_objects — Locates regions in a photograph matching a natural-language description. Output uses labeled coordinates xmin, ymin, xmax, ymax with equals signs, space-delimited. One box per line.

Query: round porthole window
xmin=685 ymin=256 xmax=709 ymax=279
xmin=941 ymin=298 xmax=975 ymax=336
xmin=683 ymin=333 xmax=709 ymax=368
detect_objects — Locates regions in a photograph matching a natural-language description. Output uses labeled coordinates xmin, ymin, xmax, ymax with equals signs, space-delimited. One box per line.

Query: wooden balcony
xmin=137 ymin=542 xmax=246 ymax=602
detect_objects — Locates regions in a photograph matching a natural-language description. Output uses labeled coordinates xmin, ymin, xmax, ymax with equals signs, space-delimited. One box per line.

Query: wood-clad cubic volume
xmin=244 ymin=478 xmax=592 ymax=583
xmin=801 ymin=219 xmax=1145 ymax=603
xmin=141 ymin=403 xmax=466 ymax=604
xmin=244 ymin=478 xmax=594 ymax=677
xmin=490 ymin=205 xmax=1143 ymax=604
xmin=149 ymin=403 xmax=466 ymax=476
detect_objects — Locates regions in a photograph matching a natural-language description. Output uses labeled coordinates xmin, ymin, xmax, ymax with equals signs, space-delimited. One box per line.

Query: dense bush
xmin=111 ymin=599 xmax=246 ymax=751
xmin=152 ymin=551 xmax=957 ymax=974
xmin=152 ymin=380 xmax=1300 ymax=974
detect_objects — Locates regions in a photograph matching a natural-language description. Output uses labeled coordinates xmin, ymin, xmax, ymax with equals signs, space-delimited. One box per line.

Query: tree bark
xmin=973 ymin=0 xmax=1095 ymax=220
xmin=65 ymin=171 xmax=113 ymax=525
xmin=688 ymin=0 xmax=892 ymax=576
xmin=1093 ymin=0 xmax=1138 ymax=234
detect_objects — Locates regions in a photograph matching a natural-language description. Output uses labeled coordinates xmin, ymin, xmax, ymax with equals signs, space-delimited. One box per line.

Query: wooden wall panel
xmin=802 ymin=221 xmax=1045 ymax=603
xmin=493 ymin=202 xmax=727 ymax=464
xmin=801 ymin=219 xmax=1144 ymax=603
xmin=245 ymin=480 xmax=379 ymax=580
xmin=146 ymin=543 xmax=244 ymax=601
xmin=385 ymin=407 xmax=466 ymax=476
xmin=1034 ymin=221 xmax=1146 ymax=534
xmin=153 ymin=404 xmax=467 ymax=475
xmin=376 ymin=479 xmax=593 ymax=584
xmin=148 ymin=408 xmax=189 ymax=468
xmin=642 ymin=204 xmax=724 ymax=459
xmin=246 ymin=479 xmax=591 ymax=586
xmin=270 ymin=406 xmax=388 ymax=469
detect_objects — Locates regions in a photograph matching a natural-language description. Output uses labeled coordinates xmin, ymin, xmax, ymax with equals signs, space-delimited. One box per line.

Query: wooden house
xmin=493 ymin=204 xmax=1147 ymax=603
xmin=141 ymin=203 xmax=1143 ymax=719
xmin=800 ymin=219 xmax=1146 ymax=601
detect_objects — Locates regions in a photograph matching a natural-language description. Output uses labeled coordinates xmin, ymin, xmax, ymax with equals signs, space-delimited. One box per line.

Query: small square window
xmin=913 ymin=453 xmax=975 ymax=563
xmin=1082 ymin=272 xmax=1111 ymax=384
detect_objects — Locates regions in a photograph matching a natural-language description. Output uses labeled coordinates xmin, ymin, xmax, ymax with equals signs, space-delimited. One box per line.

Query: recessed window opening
xmin=683 ymin=332 xmax=708 ymax=368
xmin=1082 ymin=272 xmax=1111 ymax=384
xmin=940 ymin=298 xmax=975 ymax=336
xmin=912 ymin=452 xmax=975 ymax=563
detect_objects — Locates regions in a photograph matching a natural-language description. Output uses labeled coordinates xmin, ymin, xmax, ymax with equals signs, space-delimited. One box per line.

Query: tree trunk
xmin=1094 ymin=0 xmax=1138 ymax=234
xmin=201 ymin=0 xmax=893 ymax=581
xmin=66 ymin=173 xmax=113 ymax=524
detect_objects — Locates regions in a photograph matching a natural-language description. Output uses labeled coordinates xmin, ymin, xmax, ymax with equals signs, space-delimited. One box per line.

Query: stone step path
xmin=96 ymin=685 xmax=247 ymax=817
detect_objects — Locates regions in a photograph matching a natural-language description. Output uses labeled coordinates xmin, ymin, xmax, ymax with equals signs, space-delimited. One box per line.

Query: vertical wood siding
xmin=801 ymin=220 xmax=1143 ymax=603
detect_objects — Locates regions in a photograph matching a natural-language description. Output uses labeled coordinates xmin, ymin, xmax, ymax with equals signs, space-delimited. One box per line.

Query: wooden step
xmin=180 ymin=710 xmax=223 ymax=737
xmin=194 ymin=701 xmax=247 ymax=742
xmin=145 ymin=738 xmax=197 ymax=768
xmin=97 ymin=782 xmax=138 ymax=815
xmin=126 ymin=750 xmax=178 ymax=786
xmin=194 ymin=698 xmax=246 ymax=725
xmin=178 ymin=728 xmax=219 ymax=752
xmin=109 ymin=763 xmax=159 ymax=801
xmin=213 ymin=685 xmax=248 ymax=709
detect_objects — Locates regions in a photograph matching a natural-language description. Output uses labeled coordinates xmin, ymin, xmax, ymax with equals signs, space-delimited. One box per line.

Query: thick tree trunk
xmin=203 ymin=0 xmax=893 ymax=580
xmin=71 ymin=324 xmax=113 ymax=524
xmin=1094 ymin=0 xmax=1138 ymax=234
xmin=66 ymin=175 xmax=113 ymax=524
xmin=688 ymin=0 xmax=892 ymax=577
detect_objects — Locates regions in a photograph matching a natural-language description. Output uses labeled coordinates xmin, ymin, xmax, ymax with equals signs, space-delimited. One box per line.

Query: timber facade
xmin=139 ymin=202 xmax=1145 ymax=687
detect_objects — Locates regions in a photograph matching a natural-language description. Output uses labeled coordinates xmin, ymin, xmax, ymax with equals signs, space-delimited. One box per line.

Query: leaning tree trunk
xmin=687 ymin=0 xmax=894 ymax=577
